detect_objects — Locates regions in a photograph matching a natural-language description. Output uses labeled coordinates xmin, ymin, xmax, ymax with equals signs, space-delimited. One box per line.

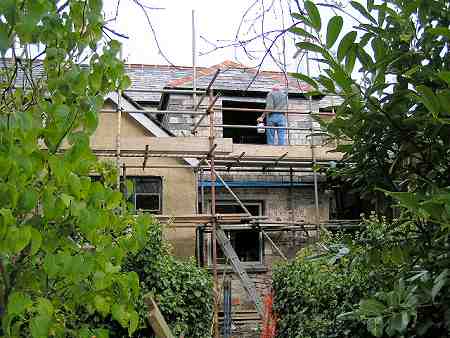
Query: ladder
xmin=215 ymin=228 xmax=264 ymax=316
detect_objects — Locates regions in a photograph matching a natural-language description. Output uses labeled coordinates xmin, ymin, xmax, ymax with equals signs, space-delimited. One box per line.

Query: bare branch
xmin=102 ymin=25 xmax=130 ymax=39
xmin=132 ymin=0 xmax=180 ymax=68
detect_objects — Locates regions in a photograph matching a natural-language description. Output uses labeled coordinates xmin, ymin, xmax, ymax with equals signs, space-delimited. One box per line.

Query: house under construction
xmin=88 ymin=60 xmax=363 ymax=336
xmin=7 ymin=58 xmax=363 ymax=336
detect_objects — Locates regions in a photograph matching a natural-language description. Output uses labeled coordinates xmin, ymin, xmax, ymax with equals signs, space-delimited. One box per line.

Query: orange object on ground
xmin=260 ymin=291 xmax=277 ymax=338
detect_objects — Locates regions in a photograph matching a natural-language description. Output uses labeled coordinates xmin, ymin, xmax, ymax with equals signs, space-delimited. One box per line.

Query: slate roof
xmin=2 ymin=58 xmax=313 ymax=103
xmin=0 ymin=59 xmax=46 ymax=88
xmin=124 ymin=60 xmax=312 ymax=103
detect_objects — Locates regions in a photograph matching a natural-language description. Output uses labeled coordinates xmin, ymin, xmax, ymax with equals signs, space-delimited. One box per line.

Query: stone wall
xmin=162 ymin=93 xmax=341 ymax=144
xmin=204 ymin=186 xmax=329 ymax=223
xmin=202 ymin=185 xmax=326 ymax=336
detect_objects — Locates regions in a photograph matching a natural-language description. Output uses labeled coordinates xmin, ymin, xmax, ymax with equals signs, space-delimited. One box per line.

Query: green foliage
xmin=286 ymin=1 xmax=450 ymax=336
xmin=123 ymin=224 xmax=214 ymax=338
xmin=0 ymin=1 xmax=147 ymax=336
xmin=273 ymin=241 xmax=371 ymax=338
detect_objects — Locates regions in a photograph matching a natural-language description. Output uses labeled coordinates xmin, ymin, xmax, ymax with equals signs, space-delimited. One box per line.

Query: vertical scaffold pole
xmin=209 ymin=89 xmax=219 ymax=338
xmin=116 ymin=90 xmax=122 ymax=190
xmin=305 ymin=35 xmax=320 ymax=230
xmin=192 ymin=10 xmax=197 ymax=110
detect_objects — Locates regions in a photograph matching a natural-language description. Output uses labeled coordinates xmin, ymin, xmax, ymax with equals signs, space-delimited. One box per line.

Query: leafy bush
xmin=97 ymin=221 xmax=213 ymax=338
xmin=273 ymin=242 xmax=371 ymax=338
xmin=288 ymin=0 xmax=450 ymax=336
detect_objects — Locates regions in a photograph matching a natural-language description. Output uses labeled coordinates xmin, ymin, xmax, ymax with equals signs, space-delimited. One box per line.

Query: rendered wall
xmin=91 ymin=107 xmax=198 ymax=258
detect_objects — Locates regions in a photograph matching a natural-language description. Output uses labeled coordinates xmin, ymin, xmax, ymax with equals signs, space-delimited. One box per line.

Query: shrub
xmin=106 ymin=221 xmax=213 ymax=338
xmin=272 ymin=242 xmax=371 ymax=338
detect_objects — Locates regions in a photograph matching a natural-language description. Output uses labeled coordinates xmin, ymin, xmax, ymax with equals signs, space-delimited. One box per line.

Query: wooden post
xmin=144 ymin=295 xmax=175 ymax=338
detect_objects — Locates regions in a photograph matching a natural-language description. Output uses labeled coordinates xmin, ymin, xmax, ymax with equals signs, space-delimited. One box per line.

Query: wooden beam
xmin=144 ymin=295 xmax=175 ymax=338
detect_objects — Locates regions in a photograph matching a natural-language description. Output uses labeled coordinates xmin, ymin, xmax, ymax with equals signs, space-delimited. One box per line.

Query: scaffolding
xmin=100 ymin=68 xmax=344 ymax=337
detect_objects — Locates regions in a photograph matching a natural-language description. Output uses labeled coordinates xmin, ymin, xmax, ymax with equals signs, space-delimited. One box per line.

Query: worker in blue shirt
xmin=257 ymin=84 xmax=288 ymax=145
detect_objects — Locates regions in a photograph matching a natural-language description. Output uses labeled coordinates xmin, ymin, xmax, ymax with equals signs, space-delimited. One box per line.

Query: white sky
xmin=103 ymin=0 xmax=356 ymax=73
xmin=104 ymin=1 xmax=260 ymax=66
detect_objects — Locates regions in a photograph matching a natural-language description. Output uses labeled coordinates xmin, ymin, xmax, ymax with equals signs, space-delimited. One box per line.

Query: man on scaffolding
xmin=257 ymin=84 xmax=288 ymax=145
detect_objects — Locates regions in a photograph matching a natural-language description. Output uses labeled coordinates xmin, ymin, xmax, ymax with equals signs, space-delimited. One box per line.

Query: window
xmin=222 ymin=100 xmax=266 ymax=144
xmin=125 ymin=176 xmax=162 ymax=214
xmin=216 ymin=229 xmax=262 ymax=264
xmin=208 ymin=201 xmax=264 ymax=265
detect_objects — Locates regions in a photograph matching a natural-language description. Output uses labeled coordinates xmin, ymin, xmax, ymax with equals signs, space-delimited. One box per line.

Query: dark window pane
xmin=216 ymin=204 xmax=261 ymax=216
xmin=216 ymin=230 xmax=261 ymax=263
xmin=133 ymin=177 xmax=161 ymax=194
xmin=135 ymin=194 xmax=160 ymax=212
xmin=231 ymin=230 xmax=260 ymax=262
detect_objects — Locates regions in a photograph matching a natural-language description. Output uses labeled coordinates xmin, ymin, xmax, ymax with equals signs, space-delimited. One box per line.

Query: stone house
xmin=7 ymin=58 xmax=358 ymax=336
xmin=89 ymin=60 xmax=354 ymax=335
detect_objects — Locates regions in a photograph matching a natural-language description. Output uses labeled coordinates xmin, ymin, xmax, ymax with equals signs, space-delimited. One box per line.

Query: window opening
xmin=211 ymin=201 xmax=264 ymax=264
xmin=222 ymin=100 xmax=266 ymax=144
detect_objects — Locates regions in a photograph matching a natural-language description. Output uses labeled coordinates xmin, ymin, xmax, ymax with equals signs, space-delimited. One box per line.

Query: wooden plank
xmin=155 ymin=213 xmax=263 ymax=224
xmin=93 ymin=137 xmax=233 ymax=155
xmin=144 ymin=295 xmax=175 ymax=338
xmin=230 ymin=144 xmax=342 ymax=161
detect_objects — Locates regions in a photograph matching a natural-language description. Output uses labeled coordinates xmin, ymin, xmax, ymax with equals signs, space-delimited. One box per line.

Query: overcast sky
xmin=103 ymin=1 xmax=345 ymax=72
xmin=103 ymin=1 xmax=357 ymax=74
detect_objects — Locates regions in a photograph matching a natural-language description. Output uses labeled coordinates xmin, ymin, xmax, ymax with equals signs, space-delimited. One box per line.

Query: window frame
xmin=125 ymin=176 xmax=163 ymax=214
xmin=205 ymin=200 xmax=265 ymax=266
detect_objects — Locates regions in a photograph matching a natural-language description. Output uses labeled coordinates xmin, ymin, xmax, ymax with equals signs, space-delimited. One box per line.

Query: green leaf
xmin=388 ymin=312 xmax=409 ymax=335
xmin=437 ymin=71 xmax=450 ymax=85
xmin=94 ymin=295 xmax=111 ymax=316
xmin=357 ymin=46 xmax=374 ymax=70
xmin=337 ymin=31 xmax=357 ymax=62
xmin=35 ymin=298 xmax=54 ymax=317
xmin=120 ymin=75 xmax=132 ymax=90
xmin=326 ymin=16 xmax=343 ymax=48
xmin=0 ymin=23 xmax=11 ymax=55
xmin=367 ymin=316 xmax=384 ymax=337
xmin=60 ymin=193 xmax=73 ymax=208
xmin=30 ymin=228 xmax=42 ymax=255
xmin=427 ymin=27 xmax=450 ymax=39
xmin=6 ymin=226 xmax=32 ymax=254
xmin=129 ymin=309 xmax=139 ymax=335
xmin=291 ymin=12 xmax=314 ymax=28
xmin=345 ymin=45 xmax=357 ymax=74
xmin=359 ymin=299 xmax=385 ymax=316
xmin=290 ymin=72 xmax=318 ymax=90
xmin=350 ymin=1 xmax=377 ymax=24
xmin=84 ymin=109 xmax=99 ymax=134
xmin=416 ymin=85 xmax=440 ymax=115
xmin=30 ymin=315 xmax=51 ymax=338
xmin=432 ymin=269 xmax=448 ymax=301
xmin=296 ymin=41 xmax=326 ymax=55
xmin=289 ymin=26 xmax=318 ymax=41
xmin=111 ymin=303 xmax=129 ymax=329
xmin=377 ymin=2 xmax=387 ymax=26
xmin=304 ymin=1 xmax=321 ymax=31
xmin=7 ymin=292 xmax=32 ymax=316
xmin=18 ymin=190 xmax=38 ymax=212
xmin=317 ymin=75 xmax=336 ymax=93
xmin=383 ymin=191 xmax=421 ymax=211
